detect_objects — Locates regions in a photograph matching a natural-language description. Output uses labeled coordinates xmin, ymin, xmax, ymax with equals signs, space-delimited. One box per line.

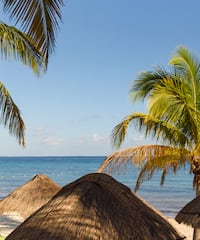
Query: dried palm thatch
xmin=0 ymin=174 xmax=61 ymax=218
xmin=6 ymin=173 xmax=183 ymax=240
xmin=97 ymin=145 xmax=190 ymax=174
xmin=97 ymin=145 xmax=190 ymax=191
xmin=176 ymin=195 xmax=200 ymax=228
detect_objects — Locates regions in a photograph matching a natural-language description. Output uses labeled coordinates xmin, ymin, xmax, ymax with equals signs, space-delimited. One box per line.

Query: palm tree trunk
xmin=193 ymin=167 xmax=200 ymax=240
xmin=193 ymin=229 xmax=200 ymax=240
xmin=196 ymin=179 xmax=200 ymax=196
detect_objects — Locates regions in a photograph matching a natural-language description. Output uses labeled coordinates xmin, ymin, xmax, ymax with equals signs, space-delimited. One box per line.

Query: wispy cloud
xmin=79 ymin=114 xmax=103 ymax=123
xmin=29 ymin=127 xmax=65 ymax=146
xmin=42 ymin=136 xmax=64 ymax=146
xmin=31 ymin=128 xmax=46 ymax=136
xmin=124 ymin=134 xmax=154 ymax=148
xmin=132 ymin=135 xmax=145 ymax=142
xmin=92 ymin=133 xmax=104 ymax=142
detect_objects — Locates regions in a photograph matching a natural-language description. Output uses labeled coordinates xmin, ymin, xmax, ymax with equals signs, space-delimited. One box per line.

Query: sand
xmin=0 ymin=214 xmax=194 ymax=239
xmin=168 ymin=218 xmax=193 ymax=240
xmin=0 ymin=214 xmax=24 ymax=237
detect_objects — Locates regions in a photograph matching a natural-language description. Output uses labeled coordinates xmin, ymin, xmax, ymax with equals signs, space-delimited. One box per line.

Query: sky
xmin=1 ymin=0 xmax=200 ymax=156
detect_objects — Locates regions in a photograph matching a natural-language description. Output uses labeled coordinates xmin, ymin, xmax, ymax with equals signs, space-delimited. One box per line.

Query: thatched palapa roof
xmin=176 ymin=195 xmax=200 ymax=228
xmin=0 ymin=174 xmax=61 ymax=218
xmin=6 ymin=173 xmax=183 ymax=240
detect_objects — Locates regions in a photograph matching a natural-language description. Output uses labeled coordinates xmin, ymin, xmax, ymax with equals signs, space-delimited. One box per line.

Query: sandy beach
xmin=0 ymin=214 xmax=193 ymax=239
xmin=168 ymin=218 xmax=193 ymax=240
xmin=0 ymin=214 xmax=24 ymax=237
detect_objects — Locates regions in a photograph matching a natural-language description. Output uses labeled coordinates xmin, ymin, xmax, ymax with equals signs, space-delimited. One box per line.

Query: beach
xmin=0 ymin=214 xmax=24 ymax=237
xmin=168 ymin=218 xmax=193 ymax=240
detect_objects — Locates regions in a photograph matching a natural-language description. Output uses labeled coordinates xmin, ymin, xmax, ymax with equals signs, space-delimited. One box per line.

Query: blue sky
xmin=1 ymin=0 xmax=200 ymax=156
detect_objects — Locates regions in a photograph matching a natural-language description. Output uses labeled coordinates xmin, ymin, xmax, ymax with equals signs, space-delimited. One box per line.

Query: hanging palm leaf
xmin=0 ymin=82 xmax=25 ymax=146
xmin=0 ymin=22 xmax=45 ymax=75
xmin=2 ymin=0 xmax=64 ymax=66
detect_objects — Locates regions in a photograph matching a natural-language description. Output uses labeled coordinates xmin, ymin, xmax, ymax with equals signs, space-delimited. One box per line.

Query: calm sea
xmin=0 ymin=156 xmax=195 ymax=218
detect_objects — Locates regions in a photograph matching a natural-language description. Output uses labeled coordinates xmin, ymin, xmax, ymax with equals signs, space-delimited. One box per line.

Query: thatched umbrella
xmin=176 ymin=195 xmax=200 ymax=239
xmin=0 ymin=174 xmax=61 ymax=218
xmin=176 ymin=195 xmax=200 ymax=227
xmin=6 ymin=173 xmax=183 ymax=240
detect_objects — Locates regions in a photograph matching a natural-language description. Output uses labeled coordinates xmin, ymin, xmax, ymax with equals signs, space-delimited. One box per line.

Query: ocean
xmin=0 ymin=156 xmax=195 ymax=218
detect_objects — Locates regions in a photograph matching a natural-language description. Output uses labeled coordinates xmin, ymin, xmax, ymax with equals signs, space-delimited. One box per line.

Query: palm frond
xmin=97 ymin=144 xmax=191 ymax=174
xmin=148 ymin=76 xmax=200 ymax=144
xmin=2 ymin=0 xmax=64 ymax=65
xmin=111 ymin=112 xmax=192 ymax=150
xmin=134 ymin=152 xmax=188 ymax=191
xmin=97 ymin=145 xmax=191 ymax=191
xmin=129 ymin=66 xmax=169 ymax=102
xmin=169 ymin=46 xmax=199 ymax=78
xmin=111 ymin=117 xmax=130 ymax=149
xmin=148 ymin=75 xmax=189 ymax=117
xmin=0 ymin=22 xmax=45 ymax=75
xmin=0 ymin=82 xmax=25 ymax=146
xmin=169 ymin=46 xmax=200 ymax=110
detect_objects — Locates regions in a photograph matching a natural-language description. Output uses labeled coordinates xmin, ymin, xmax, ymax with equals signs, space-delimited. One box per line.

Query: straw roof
xmin=6 ymin=173 xmax=183 ymax=240
xmin=176 ymin=195 xmax=200 ymax=228
xmin=0 ymin=174 xmax=61 ymax=218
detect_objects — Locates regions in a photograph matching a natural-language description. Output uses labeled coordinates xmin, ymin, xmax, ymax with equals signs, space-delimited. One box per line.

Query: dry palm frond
xmin=97 ymin=145 xmax=191 ymax=173
xmin=97 ymin=145 xmax=191 ymax=191
xmin=134 ymin=153 xmax=189 ymax=191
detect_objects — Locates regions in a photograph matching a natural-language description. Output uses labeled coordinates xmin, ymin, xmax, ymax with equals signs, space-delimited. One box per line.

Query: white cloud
xmin=31 ymin=128 xmax=46 ymax=136
xmin=92 ymin=133 xmax=104 ymax=142
xmin=42 ymin=136 xmax=64 ymax=146
xmin=123 ymin=134 xmax=155 ymax=148
xmin=132 ymin=135 xmax=145 ymax=142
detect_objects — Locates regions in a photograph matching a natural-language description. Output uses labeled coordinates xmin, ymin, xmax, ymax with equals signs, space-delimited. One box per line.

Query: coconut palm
xmin=97 ymin=46 xmax=200 ymax=239
xmin=98 ymin=46 xmax=200 ymax=193
xmin=0 ymin=0 xmax=63 ymax=145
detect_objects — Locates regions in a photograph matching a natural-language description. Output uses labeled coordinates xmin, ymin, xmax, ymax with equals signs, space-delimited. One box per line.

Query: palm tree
xmin=98 ymin=46 xmax=200 ymax=238
xmin=0 ymin=0 xmax=63 ymax=146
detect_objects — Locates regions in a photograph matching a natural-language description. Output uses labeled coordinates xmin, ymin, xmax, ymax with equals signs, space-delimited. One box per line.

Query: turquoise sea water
xmin=0 ymin=156 xmax=195 ymax=218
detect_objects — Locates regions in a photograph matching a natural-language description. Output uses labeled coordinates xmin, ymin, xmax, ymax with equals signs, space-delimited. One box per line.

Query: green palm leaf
xmin=2 ymin=0 xmax=64 ymax=65
xmin=129 ymin=67 xmax=170 ymax=102
xmin=169 ymin=46 xmax=200 ymax=110
xmin=0 ymin=82 xmax=25 ymax=146
xmin=112 ymin=112 xmax=191 ymax=149
xmin=148 ymin=76 xmax=200 ymax=144
xmin=0 ymin=22 xmax=45 ymax=75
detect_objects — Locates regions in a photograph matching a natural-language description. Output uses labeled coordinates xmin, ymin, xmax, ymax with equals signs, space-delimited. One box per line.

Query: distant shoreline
xmin=0 ymin=155 xmax=107 ymax=158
